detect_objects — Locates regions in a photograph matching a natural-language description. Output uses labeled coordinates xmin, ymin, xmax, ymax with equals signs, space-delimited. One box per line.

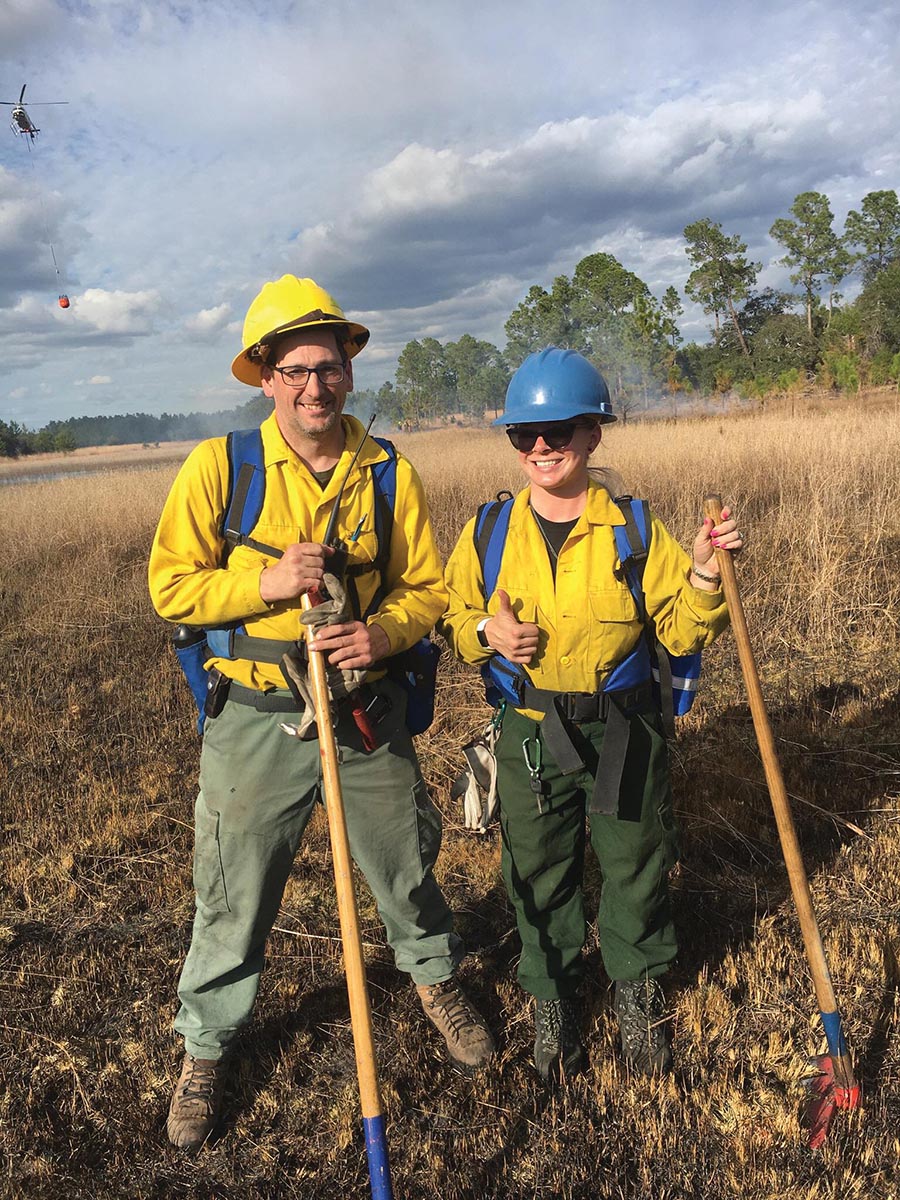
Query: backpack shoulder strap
xmin=474 ymin=493 xmax=514 ymax=600
xmin=361 ymin=436 xmax=397 ymax=618
xmin=613 ymin=495 xmax=680 ymax=734
xmin=222 ymin=428 xmax=282 ymax=560
xmin=612 ymin=494 xmax=651 ymax=621
xmin=370 ymin=436 xmax=397 ymax=563
xmin=473 ymin=493 xmax=528 ymax=707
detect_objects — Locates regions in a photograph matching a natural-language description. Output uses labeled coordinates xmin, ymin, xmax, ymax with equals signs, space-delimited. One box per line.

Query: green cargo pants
xmin=496 ymin=703 xmax=679 ymax=1000
xmin=175 ymin=677 xmax=463 ymax=1060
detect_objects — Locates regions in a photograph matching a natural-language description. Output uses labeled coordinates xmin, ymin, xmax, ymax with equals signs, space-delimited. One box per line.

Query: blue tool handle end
xmin=363 ymin=1113 xmax=394 ymax=1200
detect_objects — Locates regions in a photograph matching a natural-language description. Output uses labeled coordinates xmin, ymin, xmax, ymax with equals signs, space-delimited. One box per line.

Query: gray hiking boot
xmin=166 ymin=1052 xmax=229 ymax=1151
xmin=534 ymin=997 xmax=587 ymax=1084
xmin=614 ymin=977 xmax=673 ymax=1076
xmin=416 ymin=979 xmax=495 ymax=1072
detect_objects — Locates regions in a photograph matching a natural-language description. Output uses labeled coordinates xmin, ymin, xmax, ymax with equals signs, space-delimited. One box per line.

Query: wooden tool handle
xmin=302 ymin=596 xmax=393 ymax=1197
xmin=703 ymin=496 xmax=856 ymax=1093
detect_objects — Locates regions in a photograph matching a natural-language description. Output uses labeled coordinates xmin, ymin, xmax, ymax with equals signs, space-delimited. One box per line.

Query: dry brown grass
xmin=2 ymin=407 xmax=900 ymax=1199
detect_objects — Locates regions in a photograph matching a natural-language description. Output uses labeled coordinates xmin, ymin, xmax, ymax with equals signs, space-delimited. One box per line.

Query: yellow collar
xmin=514 ymin=479 xmax=626 ymax=527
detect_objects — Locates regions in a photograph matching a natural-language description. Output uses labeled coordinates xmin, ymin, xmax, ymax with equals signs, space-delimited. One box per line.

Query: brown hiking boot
xmin=166 ymin=1053 xmax=228 ymax=1151
xmin=416 ymin=979 xmax=495 ymax=1072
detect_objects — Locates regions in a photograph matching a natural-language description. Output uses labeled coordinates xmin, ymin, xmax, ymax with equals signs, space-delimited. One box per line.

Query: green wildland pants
xmin=175 ymin=677 xmax=462 ymax=1060
xmin=496 ymin=703 xmax=679 ymax=999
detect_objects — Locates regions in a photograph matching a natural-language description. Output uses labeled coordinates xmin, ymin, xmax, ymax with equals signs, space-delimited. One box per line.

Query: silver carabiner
xmin=521 ymin=734 xmax=546 ymax=812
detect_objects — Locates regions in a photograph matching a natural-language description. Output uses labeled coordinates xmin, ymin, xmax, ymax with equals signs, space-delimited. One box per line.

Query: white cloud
xmin=293 ymin=83 xmax=869 ymax=322
xmin=1 ymin=0 xmax=898 ymax=425
xmin=69 ymin=288 xmax=161 ymax=334
xmin=184 ymin=303 xmax=231 ymax=337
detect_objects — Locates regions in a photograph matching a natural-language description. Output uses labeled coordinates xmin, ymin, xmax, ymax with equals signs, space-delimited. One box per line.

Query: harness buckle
xmin=558 ymin=691 xmax=609 ymax=724
xmin=361 ymin=686 xmax=392 ymax=726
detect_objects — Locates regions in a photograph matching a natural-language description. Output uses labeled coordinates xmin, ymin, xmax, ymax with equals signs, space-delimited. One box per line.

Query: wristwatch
xmin=476 ymin=617 xmax=491 ymax=649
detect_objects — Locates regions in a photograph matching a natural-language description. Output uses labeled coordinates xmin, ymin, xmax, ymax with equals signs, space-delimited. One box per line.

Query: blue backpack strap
xmin=612 ymin=495 xmax=701 ymax=731
xmin=367 ymin=437 xmax=441 ymax=735
xmin=472 ymin=494 xmax=524 ymax=706
xmin=205 ymin=428 xmax=285 ymax=677
xmin=612 ymin=495 xmax=674 ymax=729
xmin=612 ymin=495 xmax=650 ymax=616
xmin=604 ymin=496 xmax=654 ymax=697
xmin=371 ymin=436 xmax=397 ymax=551
xmin=474 ymin=493 xmax=514 ymax=600
xmin=222 ymin=428 xmax=282 ymax=560
xmin=362 ymin=436 xmax=397 ymax=618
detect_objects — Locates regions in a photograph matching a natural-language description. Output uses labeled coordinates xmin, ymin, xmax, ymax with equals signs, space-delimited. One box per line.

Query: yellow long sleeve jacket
xmin=148 ymin=413 xmax=448 ymax=692
xmin=438 ymin=482 xmax=729 ymax=721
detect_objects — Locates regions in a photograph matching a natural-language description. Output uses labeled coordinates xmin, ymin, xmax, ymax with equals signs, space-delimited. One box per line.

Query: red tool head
xmin=803 ymin=1055 xmax=861 ymax=1149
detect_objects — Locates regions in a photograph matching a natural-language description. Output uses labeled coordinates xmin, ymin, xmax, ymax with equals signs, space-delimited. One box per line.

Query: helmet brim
xmin=492 ymin=410 xmax=618 ymax=427
xmin=231 ymin=316 xmax=370 ymax=386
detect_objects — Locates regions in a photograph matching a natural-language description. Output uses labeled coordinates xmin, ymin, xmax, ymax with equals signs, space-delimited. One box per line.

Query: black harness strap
xmin=653 ymin=646 xmax=676 ymax=738
xmin=225 ymin=460 xmax=254 ymax=543
xmin=520 ymin=688 xmax=586 ymax=776
xmin=519 ymin=680 xmax=655 ymax=815
xmin=591 ymin=699 xmax=632 ymax=815
xmin=228 ymin=680 xmax=305 ymax=712
xmin=223 ymin=461 xmax=284 ymax=560
xmin=228 ymin=632 xmax=305 ymax=665
xmin=615 ymin=497 xmax=649 ymax=589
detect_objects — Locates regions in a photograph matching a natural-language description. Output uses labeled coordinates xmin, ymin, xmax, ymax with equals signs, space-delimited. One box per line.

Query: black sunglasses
xmin=505 ymin=422 xmax=590 ymax=453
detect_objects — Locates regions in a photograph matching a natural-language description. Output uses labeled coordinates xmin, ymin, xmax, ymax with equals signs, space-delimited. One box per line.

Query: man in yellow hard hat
xmin=150 ymin=276 xmax=494 ymax=1152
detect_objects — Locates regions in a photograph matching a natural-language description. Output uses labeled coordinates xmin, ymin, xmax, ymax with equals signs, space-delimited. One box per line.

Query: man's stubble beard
xmin=293 ymin=407 xmax=340 ymax=441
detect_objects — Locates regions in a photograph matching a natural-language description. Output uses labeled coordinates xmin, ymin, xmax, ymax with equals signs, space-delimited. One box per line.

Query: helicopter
xmin=0 ymin=84 xmax=68 ymax=142
xmin=2 ymin=83 xmax=72 ymax=309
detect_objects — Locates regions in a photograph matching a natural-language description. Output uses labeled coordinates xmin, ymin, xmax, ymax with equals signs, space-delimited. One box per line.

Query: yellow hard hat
xmin=231 ymin=275 xmax=370 ymax=386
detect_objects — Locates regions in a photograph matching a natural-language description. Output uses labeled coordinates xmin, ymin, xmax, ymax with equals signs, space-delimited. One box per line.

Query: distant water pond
xmin=0 ymin=462 xmax=171 ymax=487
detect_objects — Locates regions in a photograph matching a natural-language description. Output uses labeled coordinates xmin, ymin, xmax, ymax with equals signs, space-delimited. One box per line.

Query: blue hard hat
xmin=494 ymin=347 xmax=616 ymax=425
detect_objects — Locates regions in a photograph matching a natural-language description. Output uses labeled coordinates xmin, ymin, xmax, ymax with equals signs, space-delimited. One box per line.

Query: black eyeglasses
xmin=505 ymin=422 xmax=590 ymax=452
xmin=270 ymin=363 xmax=345 ymax=389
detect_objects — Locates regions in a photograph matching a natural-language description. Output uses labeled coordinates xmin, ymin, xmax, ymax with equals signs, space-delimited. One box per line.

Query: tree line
xmin=0 ymin=394 xmax=274 ymax=459
xmin=378 ymin=187 xmax=900 ymax=425
xmin=4 ymin=188 xmax=898 ymax=455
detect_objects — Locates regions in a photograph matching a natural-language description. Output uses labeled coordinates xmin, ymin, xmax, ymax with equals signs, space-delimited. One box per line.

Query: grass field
xmin=2 ymin=401 xmax=899 ymax=1198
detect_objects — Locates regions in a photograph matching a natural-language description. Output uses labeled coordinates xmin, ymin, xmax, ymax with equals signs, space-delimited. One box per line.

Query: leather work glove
xmin=280 ymin=574 xmax=366 ymax=739
xmin=278 ymin=653 xmax=319 ymax=740
xmin=450 ymin=720 xmax=501 ymax=833
xmin=298 ymin=571 xmax=366 ymax=697
xmin=299 ymin=572 xmax=354 ymax=629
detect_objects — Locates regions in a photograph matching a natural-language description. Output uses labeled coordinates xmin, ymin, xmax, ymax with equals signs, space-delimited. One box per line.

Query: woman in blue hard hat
xmin=439 ymin=347 xmax=744 ymax=1083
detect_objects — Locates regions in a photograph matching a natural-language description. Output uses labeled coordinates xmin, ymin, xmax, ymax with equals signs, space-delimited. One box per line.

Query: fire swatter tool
xmin=704 ymin=494 xmax=860 ymax=1148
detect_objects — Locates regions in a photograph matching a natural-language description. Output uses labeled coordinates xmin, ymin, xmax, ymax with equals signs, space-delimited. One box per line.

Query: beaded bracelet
xmin=691 ymin=564 xmax=721 ymax=585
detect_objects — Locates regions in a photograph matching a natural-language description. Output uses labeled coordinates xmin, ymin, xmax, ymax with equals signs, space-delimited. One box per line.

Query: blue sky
xmin=1 ymin=0 xmax=897 ymax=428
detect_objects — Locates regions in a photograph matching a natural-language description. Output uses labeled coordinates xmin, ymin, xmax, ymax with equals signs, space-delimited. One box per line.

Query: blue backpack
xmin=173 ymin=428 xmax=439 ymax=734
xmin=472 ymin=493 xmax=701 ymax=735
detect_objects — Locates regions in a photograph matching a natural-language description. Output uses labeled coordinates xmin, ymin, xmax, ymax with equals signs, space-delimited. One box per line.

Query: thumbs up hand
xmin=484 ymin=589 xmax=540 ymax=664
